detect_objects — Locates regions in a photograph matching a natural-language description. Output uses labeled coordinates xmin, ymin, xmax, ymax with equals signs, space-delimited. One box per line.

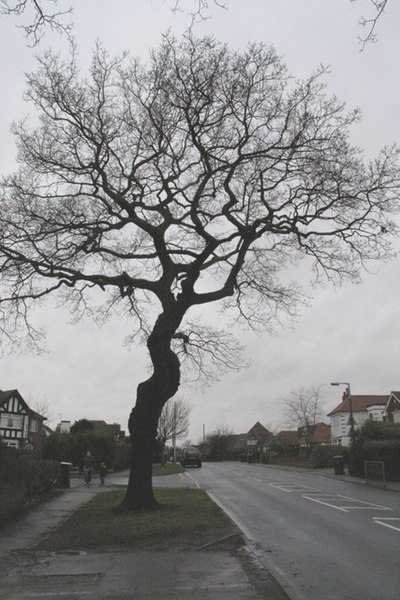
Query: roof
xmin=0 ymin=389 xmax=47 ymax=420
xmin=274 ymin=430 xmax=299 ymax=446
xmin=384 ymin=391 xmax=400 ymax=415
xmin=89 ymin=420 xmax=121 ymax=435
xmin=310 ymin=422 xmax=331 ymax=444
xmin=328 ymin=394 xmax=389 ymax=416
xmin=0 ymin=389 xmax=20 ymax=404
xmin=247 ymin=421 xmax=273 ymax=438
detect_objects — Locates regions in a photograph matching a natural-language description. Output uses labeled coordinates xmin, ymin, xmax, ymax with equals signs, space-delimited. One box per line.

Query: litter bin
xmin=247 ymin=453 xmax=254 ymax=464
xmin=59 ymin=462 xmax=73 ymax=488
xmin=333 ymin=455 xmax=344 ymax=476
xmin=240 ymin=453 xmax=247 ymax=462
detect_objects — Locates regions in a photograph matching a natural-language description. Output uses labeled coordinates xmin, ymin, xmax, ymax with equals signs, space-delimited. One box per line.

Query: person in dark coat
xmin=99 ymin=462 xmax=108 ymax=485
xmin=83 ymin=451 xmax=96 ymax=484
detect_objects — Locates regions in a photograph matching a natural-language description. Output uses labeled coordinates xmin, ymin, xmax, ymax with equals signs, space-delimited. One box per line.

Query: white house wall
xmin=330 ymin=405 xmax=386 ymax=446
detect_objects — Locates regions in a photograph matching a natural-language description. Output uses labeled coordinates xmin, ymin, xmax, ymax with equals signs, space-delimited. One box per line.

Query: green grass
xmin=152 ymin=462 xmax=184 ymax=476
xmin=36 ymin=488 xmax=238 ymax=552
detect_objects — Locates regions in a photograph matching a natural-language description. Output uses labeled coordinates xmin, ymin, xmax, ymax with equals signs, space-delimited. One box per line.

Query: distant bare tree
xmin=29 ymin=396 xmax=52 ymax=420
xmin=0 ymin=0 xmax=73 ymax=45
xmin=282 ymin=386 xmax=325 ymax=450
xmin=1 ymin=35 xmax=399 ymax=509
xmin=157 ymin=397 xmax=190 ymax=463
xmin=206 ymin=425 xmax=234 ymax=460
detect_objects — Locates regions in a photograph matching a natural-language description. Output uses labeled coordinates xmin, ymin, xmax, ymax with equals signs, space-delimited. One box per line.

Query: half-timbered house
xmin=0 ymin=389 xmax=46 ymax=450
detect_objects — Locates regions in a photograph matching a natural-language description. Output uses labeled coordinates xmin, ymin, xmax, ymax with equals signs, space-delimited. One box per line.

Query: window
xmin=0 ymin=413 xmax=23 ymax=429
xmin=29 ymin=419 xmax=38 ymax=432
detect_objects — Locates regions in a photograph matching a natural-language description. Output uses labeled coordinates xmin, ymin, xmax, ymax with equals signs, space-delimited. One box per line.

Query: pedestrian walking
xmin=83 ymin=450 xmax=96 ymax=484
xmin=99 ymin=462 xmax=108 ymax=485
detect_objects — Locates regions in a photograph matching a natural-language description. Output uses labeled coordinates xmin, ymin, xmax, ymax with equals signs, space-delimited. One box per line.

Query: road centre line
xmin=373 ymin=517 xmax=400 ymax=533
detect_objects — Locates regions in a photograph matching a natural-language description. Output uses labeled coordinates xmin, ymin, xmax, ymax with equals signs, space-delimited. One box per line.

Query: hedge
xmin=42 ymin=432 xmax=131 ymax=471
xmin=352 ymin=440 xmax=400 ymax=481
xmin=0 ymin=447 xmax=59 ymax=527
xmin=311 ymin=445 xmax=351 ymax=468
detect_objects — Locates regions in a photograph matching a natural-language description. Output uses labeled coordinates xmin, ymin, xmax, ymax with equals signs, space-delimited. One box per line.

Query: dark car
xmin=181 ymin=446 xmax=202 ymax=468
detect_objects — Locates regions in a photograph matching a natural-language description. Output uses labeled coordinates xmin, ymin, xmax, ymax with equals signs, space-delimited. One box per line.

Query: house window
xmin=0 ymin=413 xmax=23 ymax=429
xmin=29 ymin=419 xmax=38 ymax=432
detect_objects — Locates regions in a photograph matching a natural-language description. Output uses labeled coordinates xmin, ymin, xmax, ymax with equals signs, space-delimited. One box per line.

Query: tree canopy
xmin=1 ymin=34 xmax=399 ymax=507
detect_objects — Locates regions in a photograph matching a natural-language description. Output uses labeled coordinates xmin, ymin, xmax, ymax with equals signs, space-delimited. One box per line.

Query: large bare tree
xmin=1 ymin=34 xmax=399 ymax=508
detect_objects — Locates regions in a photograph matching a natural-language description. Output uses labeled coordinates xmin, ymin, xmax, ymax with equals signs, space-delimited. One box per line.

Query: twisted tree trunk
xmin=117 ymin=310 xmax=181 ymax=510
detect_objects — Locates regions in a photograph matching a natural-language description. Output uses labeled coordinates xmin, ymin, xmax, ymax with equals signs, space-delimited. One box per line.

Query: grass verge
xmin=152 ymin=463 xmax=184 ymax=476
xmin=36 ymin=488 xmax=241 ymax=552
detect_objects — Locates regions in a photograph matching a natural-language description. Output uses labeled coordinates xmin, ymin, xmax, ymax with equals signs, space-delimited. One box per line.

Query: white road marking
xmin=182 ymin=471 xmax=201 ymax=488
xmin=336 ymin=495 xmax=392 ymax=511
xmin=373 ymin=517 xmax=400 ymax=533
xmin=302 ymin=493 xmax=392 ymax=512
xmin=247 ymin=476 xmax=263 ymax=482
xmin=302 ymin=494 xmax=350 ymax=512
xmin=269 ymin=482 xmax=320 ymax=493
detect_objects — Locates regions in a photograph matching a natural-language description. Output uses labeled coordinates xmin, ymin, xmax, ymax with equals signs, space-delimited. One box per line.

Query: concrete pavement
xmin=0 ymin=470 xmax=289 ymax=600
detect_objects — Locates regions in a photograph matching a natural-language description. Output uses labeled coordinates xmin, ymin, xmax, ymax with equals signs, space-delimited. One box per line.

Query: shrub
xmin=359 ymin=420 xmax=400 ymax=441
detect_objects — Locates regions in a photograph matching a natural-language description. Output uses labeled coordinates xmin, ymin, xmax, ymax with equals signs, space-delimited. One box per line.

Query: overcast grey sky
xmin=1 ymin=0 xmax=400 ymax=443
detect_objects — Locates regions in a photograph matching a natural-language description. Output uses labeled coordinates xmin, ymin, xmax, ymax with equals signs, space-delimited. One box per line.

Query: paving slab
xmin=0 ymin=471 xmax=289 ymax=600
xmin=2 ymin=550 xmax=269 ymax=599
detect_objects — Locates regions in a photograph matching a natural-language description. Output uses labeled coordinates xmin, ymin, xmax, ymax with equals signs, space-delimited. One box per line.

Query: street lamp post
xmin=330 ymin=381 xmax=356 ymax=448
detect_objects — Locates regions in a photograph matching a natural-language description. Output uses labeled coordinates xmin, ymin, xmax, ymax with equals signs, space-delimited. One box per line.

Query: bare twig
xmin=351 ymin=0 xmax=388 ymax=50
xmin=0 ymin=0 xmax=73 ymax=45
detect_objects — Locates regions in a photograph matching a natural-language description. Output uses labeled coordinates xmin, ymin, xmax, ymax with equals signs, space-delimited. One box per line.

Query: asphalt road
xmin=182 ymin=462 xmax=400 ymax=600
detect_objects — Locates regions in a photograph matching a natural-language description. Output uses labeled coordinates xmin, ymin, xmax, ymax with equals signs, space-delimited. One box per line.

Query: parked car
xmin=181 ymin=446 xmax=202 ymax=468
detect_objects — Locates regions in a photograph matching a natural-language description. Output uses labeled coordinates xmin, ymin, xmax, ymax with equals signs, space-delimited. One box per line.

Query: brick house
xmin=298 ymin=422 xmax=331 ymax=450
xmin=273 ymin=430 xmax=300 ymax=452
xmin=0 ymin=389 xmax=47 ymax=450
